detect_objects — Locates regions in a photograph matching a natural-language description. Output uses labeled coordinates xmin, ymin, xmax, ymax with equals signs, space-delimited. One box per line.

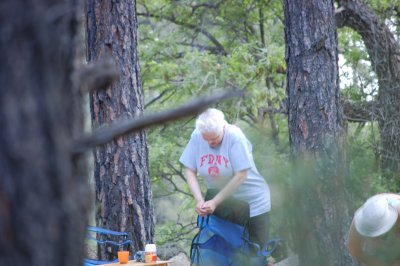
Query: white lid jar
xmin=145 ymin=244 xmax=157 ymax=263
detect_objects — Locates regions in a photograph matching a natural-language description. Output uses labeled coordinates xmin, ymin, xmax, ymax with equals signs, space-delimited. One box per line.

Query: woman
xmin=179 ymin=108 xmax=271 ymax=248
xmin=347 ymin=193 xmax=400 ymax=265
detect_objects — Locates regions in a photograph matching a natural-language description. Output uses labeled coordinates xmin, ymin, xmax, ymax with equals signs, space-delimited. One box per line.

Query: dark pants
xmin=248 ymin=211 xmax=270 ymax=247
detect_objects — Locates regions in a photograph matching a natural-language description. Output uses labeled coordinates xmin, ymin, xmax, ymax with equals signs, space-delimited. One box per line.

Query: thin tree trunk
xmin=258 ymin=4 xmax=280 ymax=145
xmin=284 ymin=0 xmax=353 ymax=265
xmin=0 ymin=0 xmax=89 ymax=265
xmin=85 ymin=0 xmax=154 ymax=256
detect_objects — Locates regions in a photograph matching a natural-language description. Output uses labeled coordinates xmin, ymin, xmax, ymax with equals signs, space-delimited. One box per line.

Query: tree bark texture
xmin=284 ymin=0 xmax=353 ymax=265
xmin=0 ymin=1 xmax=90 ymax=266
xmin=85 ymin=0 xmax=154 ymax=256
xmin=336 ymin=0 xmax=400 ymax=186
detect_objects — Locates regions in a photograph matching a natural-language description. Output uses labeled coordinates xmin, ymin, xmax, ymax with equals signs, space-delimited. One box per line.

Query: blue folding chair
xmin=84 ymin=226 xmax=132 ymax=266
xmin=190 ymin=215 xmax=285 ymax=266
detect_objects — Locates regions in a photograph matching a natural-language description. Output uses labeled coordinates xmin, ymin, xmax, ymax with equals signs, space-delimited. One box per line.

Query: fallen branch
xmin=73 ymin=89 xmax=243 ymax=153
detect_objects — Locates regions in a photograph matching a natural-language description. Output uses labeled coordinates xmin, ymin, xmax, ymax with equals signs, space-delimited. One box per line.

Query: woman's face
xmin=202 ymin=128 xmax=224 ymax=148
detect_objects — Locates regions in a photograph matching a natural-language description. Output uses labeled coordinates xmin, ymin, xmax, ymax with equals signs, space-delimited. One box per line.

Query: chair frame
xmin=84 ymin=226 xmax=132 ymax=265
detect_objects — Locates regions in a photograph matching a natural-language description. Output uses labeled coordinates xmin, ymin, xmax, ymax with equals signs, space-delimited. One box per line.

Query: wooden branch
xmin=167 ymin=162 xmax=187 ymax=184
xmin=190 ymin=0 xmax=224 ymax=13
xmin=177 ymin=42 xmax=225 ymax=55
xmin=257 ymin=97 xmax=380 ymax=123
xmin=160 ymin=173 xmax=192 ymax=197
xmin=137 ymin=12 xmax=227 ymax=56
xmin=342 ymin=99 xmax=379 ymax=122
xmin=258 ymin=106 xmax=287 ymax=116
xmin=73 ymin=90 xmax=243 ymax=153
xmin=73 ymin=56 xmax=119 ymax=92
xmin=144 ymin=87 xmax=174 ymax=108
xmin=335 ymin=0 xmax=400 ymax=80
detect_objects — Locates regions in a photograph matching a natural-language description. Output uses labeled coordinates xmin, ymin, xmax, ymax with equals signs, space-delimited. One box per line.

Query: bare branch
xmin=73 ymin=90 xmax=243 ymax=153
xmin=342 ymin=99 xmax=379 ymax=122
xmin=167 ymin=162 xmax=187 ymax=183
xmin=190 ymin=0 xmax=225 ymax=14
xmin=72 ymin=56 xmax=119 ymax=92
xmin=258 ymin=106 xmax=287 ymax=115
xmin=144 ymin=87 xmax=174 ymax=108
xmin=257 ymin=97 xmax=380 ymax=124
xmin=335 ymin=0 xmax=400 ymax=80
xmin=137 ymin=12 xmax=227 ymax=56
xmin=160 ymin=172 xmax=192 ymax=197
xmin=177 ymin=42 xmax=225 ymax=55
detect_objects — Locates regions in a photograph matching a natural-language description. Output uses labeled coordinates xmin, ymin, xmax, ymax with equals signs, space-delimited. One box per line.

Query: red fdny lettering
xmin=215 ymin=155 xmax=222 ymax=165
xmin=208 ymin=154 xmax=215 ymax=164
xmin=199 ymin=154 xmax=229 ymax=168
xmin=200 ymin=155 xmax=208 ymax=167
xmin=223 ymin=157 xmax=229 ymax=168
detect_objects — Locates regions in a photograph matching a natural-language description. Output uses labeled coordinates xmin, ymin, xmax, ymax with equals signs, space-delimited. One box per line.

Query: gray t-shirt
xmin=179 ymin=124 xmax=270 ymax=217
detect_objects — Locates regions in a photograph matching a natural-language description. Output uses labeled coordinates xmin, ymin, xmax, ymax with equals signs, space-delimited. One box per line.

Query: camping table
xmin=101 ymin=260 xmax=172 ymax=266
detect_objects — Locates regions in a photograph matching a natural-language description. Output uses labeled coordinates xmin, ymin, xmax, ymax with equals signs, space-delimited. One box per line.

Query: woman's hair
xmin=195 ymin=108 xmax=227 ymax=134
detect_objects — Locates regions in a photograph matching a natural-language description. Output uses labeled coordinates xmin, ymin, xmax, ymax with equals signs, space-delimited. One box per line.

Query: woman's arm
xmin=348 ymin=219 xmax=369 ymax=265
xmin=201 ymin=169 xmax=248 ymax=214
xmin=184 ymin=168 xmax=207 ymax=216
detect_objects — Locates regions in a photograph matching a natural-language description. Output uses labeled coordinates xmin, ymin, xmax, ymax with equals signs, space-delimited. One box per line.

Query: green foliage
xmin=137 ymin=0 xmax=398 ymax=256
xmin=346 ymin=122 xmax=394 ymax=206
xmin=239 ymin=122 xmax=292 ymax=240
xmin=153 ymin=195 xmax=197 ymax=249
xmin=364 ymin=0 xmax=400 ymax=19
xmin=338 ymin=28 xmax=379 ymax=101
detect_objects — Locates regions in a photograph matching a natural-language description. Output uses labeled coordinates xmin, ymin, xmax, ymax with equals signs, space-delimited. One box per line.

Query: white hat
xmin=354 ymin=195 xmax=398 ymax=237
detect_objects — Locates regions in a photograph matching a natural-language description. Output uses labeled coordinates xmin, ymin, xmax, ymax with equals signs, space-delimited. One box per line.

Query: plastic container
xmin=145 ymin=244 xmax=157 ymax=263
xmin=117 ymin=251 xmax=129 ymax=264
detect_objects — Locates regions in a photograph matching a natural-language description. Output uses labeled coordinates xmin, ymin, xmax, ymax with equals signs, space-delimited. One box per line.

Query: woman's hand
xmin=195 ymin=200 xmax=208 ymax=217
xmin=201 ymin=199 xmax=217 ymax=215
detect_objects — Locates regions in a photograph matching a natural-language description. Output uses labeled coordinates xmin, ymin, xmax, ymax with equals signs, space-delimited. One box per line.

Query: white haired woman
xmin=179 ymin=108 xmax=271 ymax=252
xmin=347 ymin=193 xmax=400 ymax=265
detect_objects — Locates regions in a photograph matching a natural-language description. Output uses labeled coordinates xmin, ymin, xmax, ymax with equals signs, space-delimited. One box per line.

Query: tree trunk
xmin=284 ymin=0 xmax=353 ymax=265
xmin=85 ymin=0 xmax=154 ymax=256
xmin=0 ymin=1 xmax=90 ymax=266
xmin=336 ymin=0 xmax=400 ymax=187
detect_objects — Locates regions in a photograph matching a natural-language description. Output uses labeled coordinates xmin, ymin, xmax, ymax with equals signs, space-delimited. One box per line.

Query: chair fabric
xmin=85 ymin=226 xmax=132 ymax=265
xmin=190 ymin=215 xmax=283 ymax=266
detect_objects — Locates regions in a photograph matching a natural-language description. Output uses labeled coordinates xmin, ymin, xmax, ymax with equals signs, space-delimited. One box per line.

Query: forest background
xmin=136 ymin=0 xmax=399 ymax=255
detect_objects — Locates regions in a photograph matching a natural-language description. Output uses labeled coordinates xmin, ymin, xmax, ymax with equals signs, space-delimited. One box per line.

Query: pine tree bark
xmin=284 ymin=0 xmax=353 ymax=265
xmin=336 ymin=0 xmax=400 ymax=187
xmin=0 ymin=0 xmax=89 ymax=265
xmin=85 ymin=0 xmax=154 ymax=256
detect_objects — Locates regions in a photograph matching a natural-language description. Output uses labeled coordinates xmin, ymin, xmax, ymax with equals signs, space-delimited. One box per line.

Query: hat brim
xmin=354 ymin=204 xmax=398 ymax=237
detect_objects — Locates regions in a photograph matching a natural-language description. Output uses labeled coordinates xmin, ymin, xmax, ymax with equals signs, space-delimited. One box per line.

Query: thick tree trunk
xmin=85 ymin=0 xmax=154 ymax=256
xmin=0 ymin=1 xmax=89 ymax=266
xmin=336 ymin=0 xmax=400 ymax=185
xmin=284 ymin=0 xmax=353 ymax=265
